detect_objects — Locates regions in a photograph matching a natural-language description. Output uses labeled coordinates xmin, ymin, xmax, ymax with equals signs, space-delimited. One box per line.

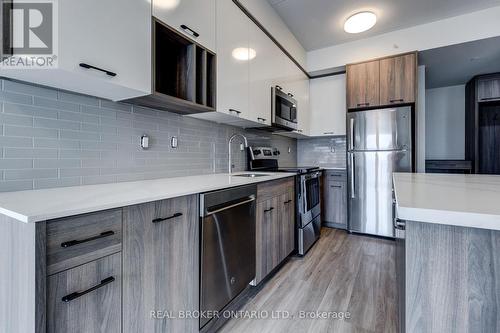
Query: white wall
xmin=239 ymin=0 xmax=307 ymax=68
xmin=425 ymin=85 xmax=465 ymax=160
xmin=307 ymin=6 xmax=500 ymax=72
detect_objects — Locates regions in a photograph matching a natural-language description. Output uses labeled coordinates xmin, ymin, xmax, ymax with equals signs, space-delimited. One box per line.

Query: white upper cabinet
xmin=215 ymin=0 xmax=250 ymax=119
xmin=248 ymin=22 xmax=279 ymax=127
xmin=0 ymin=0 xmax=151 ymax=101
xmin=153 ymin=0 xmax=216 ymax=52
xmin=309 ymin=74 xmax=347 ymax=137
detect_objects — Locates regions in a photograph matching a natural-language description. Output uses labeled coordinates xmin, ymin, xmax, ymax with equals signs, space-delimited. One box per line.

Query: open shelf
xmin=127 ymin=18 xmax=216 ymax=115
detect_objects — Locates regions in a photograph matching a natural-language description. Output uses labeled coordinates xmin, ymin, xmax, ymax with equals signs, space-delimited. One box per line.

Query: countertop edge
xmin=0 ymin=173 xmax=296 ymax=223
xmin=397 ymin=205 xmax=500 ymax=231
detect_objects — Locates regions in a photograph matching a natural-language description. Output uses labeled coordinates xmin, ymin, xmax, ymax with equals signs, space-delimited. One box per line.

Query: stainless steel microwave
xmin=271 ymin=85 xmax=298 ymax=131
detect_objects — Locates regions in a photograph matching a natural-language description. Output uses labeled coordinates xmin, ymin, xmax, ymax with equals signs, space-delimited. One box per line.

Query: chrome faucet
xmin=228 ymin=133 xmax=248 ymax=174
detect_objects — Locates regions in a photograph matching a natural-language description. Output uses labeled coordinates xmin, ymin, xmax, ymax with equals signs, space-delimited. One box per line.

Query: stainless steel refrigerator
xmin=347 ymin=106 xmax=412 ymax=238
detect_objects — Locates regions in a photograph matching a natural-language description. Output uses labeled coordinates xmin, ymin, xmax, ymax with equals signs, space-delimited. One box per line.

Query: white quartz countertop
xmin=0 ymin=172 xmax=295 ymax=223
xmin=393 ymin=172 xmax=500 ymax=231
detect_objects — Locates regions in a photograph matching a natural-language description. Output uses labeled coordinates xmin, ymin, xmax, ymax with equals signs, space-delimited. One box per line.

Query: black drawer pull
xmin=79 ymin=63 xmax=116 ymax=77
xmin=62 ymin=276 xmax=115 ymax=303
xmin=264 ymin=207 xmax=274 ymax=213
xmin=61 ymin=231 xmax=115 ymax=248
xmin=330 ymin=185 xmax=342 ymax=188
xmin=357 ymin=102 xmax=370 ymax=107
xmin=257 ymin=117 xmax=266 ymax=122
xmin=330 ymin=174 xmax=343 ymax=177
xmin=229 ymin=108 xmax=242 ymax=114
xmin=180 ymin=24 xmax=200 ymax=38
xmin=152 ymin=212 xmax=183 ymax=223
xmin=480 ymin=97 xmax=500 ymax=101
xmin=390 ymin=99 xmax=404 ymax=103
xmin=284 ymin=200 xmax=293 ymax=204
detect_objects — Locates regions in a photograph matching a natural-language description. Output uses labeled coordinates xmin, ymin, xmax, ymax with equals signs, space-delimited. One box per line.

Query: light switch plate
xmin=171 ymin=136 xmax=178 ymax=148
xmin=140 ymin=135 xmax=149 ymax=149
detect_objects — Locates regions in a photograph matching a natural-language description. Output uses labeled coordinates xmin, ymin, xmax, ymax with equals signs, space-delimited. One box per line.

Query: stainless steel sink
xmin=232 ymin=173 xmax=270 ymax=178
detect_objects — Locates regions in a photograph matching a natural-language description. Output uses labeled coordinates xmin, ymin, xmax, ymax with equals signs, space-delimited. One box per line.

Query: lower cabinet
xmin=122 ymin=194 xmax=199 ymax=333
xmin=322 ymin=171 xmax=347 ymax=229
xmin=255 ymin=178 xmax=295 ymax=284
xmin=47 ymin=253 xmax=122 ymax=333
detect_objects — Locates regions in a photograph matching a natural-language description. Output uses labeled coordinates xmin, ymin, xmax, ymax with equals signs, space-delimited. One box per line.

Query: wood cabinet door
xmin=122 ymin=195 xmax=199 ymax=333
xmin=477 ymin=78 xmax=500 ymax=102
xmin=380 ymin=53 xmax=416 ymax=105
xmin=346 ymin=60 xmax=380 ymax=109
xmin=255 ymin=197 xmax=280 ymax=284
xmin=324 ymin=181 xmax=347 ymax=227
xmin=279 ymin=191 xmax=295 ymax=261
xmin=47 ymin=253 xmax=122 ymax=333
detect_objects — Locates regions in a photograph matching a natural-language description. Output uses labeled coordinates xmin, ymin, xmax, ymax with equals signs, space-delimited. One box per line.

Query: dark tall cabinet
xmin=465 ymin=73 xmax=500 ymax=174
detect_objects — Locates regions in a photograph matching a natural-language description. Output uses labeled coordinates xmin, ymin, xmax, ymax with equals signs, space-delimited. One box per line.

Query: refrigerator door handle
xmin=349 ymin=117 xmax=355 ymax=151
xmin=350 ymin=153 xmax=355 ymax=199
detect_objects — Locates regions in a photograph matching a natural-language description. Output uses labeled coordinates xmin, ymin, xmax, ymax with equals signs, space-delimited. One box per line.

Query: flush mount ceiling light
xmin=232 ymin=47 xmax=257 ymax=61
xmin=344 ymin=11 xmax=377 ymax=34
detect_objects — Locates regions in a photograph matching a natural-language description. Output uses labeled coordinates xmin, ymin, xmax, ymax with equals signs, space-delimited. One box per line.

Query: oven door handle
xmin=300 ymin=176 xmax=308 ymax=214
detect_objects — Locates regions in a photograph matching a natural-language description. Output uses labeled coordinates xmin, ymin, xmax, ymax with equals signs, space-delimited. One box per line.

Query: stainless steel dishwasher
xmin=200 ymin=184 xmax=257 ymax=329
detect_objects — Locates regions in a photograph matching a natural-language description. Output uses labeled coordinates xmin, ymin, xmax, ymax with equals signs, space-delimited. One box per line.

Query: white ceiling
xmin=267 ymin=0 xmax=500 ymax=51
xmin=420 ymin=36 xmax=500 ymax=89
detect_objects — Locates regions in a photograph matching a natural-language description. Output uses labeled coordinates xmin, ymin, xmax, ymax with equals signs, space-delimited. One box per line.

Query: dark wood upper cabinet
xmin=380 ymin=53 xmax=416 ymax=105
xmin=477 ymin=78 xmax=500 ymax=102
xmin=346 ymin=60 xmax=380 ymax=109
xmin=347 ymin=52 xmax=417 ymax=110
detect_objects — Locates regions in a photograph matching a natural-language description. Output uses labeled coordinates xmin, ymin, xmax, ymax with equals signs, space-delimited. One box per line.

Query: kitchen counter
xmin=0 ymin=172 xmax=295 ymax=223
xmin=393 ymin=172 xmax=500 ymax=230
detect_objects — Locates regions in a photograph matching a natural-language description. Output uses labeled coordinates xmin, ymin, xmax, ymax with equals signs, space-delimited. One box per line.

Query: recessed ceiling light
xmin=344 ymin=12 xmax=377 ymax=34
xmin=232 ymin=48 xmax=257 ymax=61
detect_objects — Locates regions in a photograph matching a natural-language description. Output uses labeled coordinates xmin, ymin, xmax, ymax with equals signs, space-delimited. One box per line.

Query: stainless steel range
xmin=248 ymin=147 xmax=321 ymax=255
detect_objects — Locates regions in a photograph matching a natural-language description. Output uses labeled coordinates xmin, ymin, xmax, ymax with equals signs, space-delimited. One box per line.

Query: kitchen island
xmin=393 ymin=173 xmax=500 ymax=333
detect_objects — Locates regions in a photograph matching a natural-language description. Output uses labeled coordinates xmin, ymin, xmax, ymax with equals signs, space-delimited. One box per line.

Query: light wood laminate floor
xmin=219 ymin=228 xmax=397 ymax=333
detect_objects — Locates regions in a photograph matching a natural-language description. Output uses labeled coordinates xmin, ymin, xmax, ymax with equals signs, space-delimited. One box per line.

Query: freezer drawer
xmin=348 ymin=150 xmax=411 ymax=237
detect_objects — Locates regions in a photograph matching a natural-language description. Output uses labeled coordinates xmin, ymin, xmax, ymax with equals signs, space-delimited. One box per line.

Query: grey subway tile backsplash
xmin=298 ymin=136 xmax=347 ymax=168
xmin=0 ymin=79 xmax=297 ymax=192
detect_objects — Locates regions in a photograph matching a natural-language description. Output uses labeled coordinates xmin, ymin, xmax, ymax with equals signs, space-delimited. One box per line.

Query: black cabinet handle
xmin=480 ymin=97 xmax=500 ymax=101
xmin=152 ymin=212 xmax=183 ymax=223
xmin=61 ymin=231 xmax=115 ymax=248
xmin=229 ymin=109 xmax=242 ymax=115
xmin=180 ymin=24 xmax=200 ymax=38
xmin=79 ymin=63 xmax=116 ymax=77
xmin=390 ymin=99 xmax=404 ymax=103
xmin=357 ymin=102 xmax=370 ymax=107
xmin=62 ymin=276 xmax=115 ymax=303
xmin=257 ymin=117 xmax=266 ymax=122
xmin=284 ymin=200 xmax=292 ymax=204
xmin=264 ymin=207 xmax=275 ymax=213
xmin=330 ymin=185 xmax=342 ymax=188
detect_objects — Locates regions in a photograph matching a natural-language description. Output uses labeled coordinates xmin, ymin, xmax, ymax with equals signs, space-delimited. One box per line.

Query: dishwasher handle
xmin=205 ymin=196 xmax=255 ymax=216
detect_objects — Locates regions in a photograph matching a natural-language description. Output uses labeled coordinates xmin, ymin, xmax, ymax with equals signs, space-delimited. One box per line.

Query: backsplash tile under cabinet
xmin=0 ymin=79 xmax=297 ymax=192
xmin=297 ymin=137 xmax=346 ymax=168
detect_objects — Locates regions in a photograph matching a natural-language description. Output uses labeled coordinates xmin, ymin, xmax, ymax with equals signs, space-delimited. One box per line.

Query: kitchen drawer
xmin=325 ymin=170 xmax=347 ymax=182
xmin=46 ymin=209 xmax=122 ymax=275
xmin=257 ymin=177 xmax=295 ymax=202
xmin=47 ymin=253 xmax=121 ymax=333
